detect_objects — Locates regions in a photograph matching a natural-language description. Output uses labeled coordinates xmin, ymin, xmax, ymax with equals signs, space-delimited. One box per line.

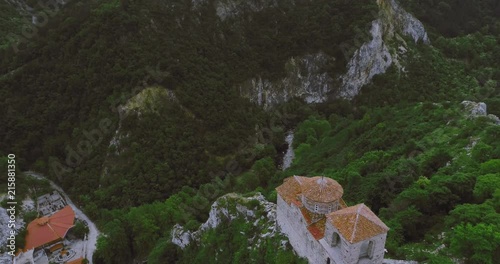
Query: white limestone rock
xmin=378 ymin=0 xmax=430 ymax=44
xmin=233 ymin=0 xmax=430 ymax=105
xmin=239 ymin=53 xmax=335 ymax=109
xmin=340 ymin=19 xmax=392 ymax=99
xmin=461 ymin=101 xmax=500 ymax=125
xmin=339 ymin=0 xmax=430 ymax=99
xmin=171 ymin=192 xmax=278 ymax=249
xmin=488 ymin=114 xmax=500 ymax=125
xmin=171 ymin=224 xmax=193 ymax=249
xmin=461 ymin=101 xmax=488 ymax=116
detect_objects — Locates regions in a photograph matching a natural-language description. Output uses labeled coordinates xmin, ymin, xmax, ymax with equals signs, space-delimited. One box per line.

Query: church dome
xmin=302 ymin=176 xmax=343 ymax=203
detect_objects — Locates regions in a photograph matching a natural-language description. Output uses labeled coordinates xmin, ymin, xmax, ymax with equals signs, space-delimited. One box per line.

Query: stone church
xmin=276 ymin=176 xmax=389 ymax=264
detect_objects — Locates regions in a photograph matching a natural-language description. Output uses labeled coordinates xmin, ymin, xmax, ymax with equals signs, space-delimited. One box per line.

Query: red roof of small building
xmin=327 ymin=204 xmax=389 ymax=244
xmin=24 ymin=205 xmax=75 ymax=251
xmin=277 ymin=176 xmax=387 ymax=244
xmin=301 ymin=176 xmax=343 ymax=203
xmin=276 ymin=176 xmax=303 ymax=204
xmin=276 ymin=176 xmax=344 ymax=204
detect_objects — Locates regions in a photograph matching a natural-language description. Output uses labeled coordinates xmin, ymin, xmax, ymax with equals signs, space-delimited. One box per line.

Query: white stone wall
xmin=323 ymin=219 xmax=387 ymax=264
xmin=301 ymin=196 xmax=340 ymax=215
xmin=340 ymin=233 xmax=387 ymax=264
xmin=278 ymin=194 xmax=388 ymax=264
xmin=277 ymin=195 xmax=330 ymax=264
xmin=367 ymin=233 xmax=387 ymax=263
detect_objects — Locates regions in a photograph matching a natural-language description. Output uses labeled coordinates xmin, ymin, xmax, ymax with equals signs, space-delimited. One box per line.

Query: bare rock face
xmin=462 ymin=101 xmax=488 ymax=116
xmin=339 ymin=0 xmax=429 ymax=99
xmin=339 ymin=19 xmax=392 ymax=99
xmin=229 ymin=0 xmax=429 ymax=106
xmin=461 ymin=101 xmax=500 ymax=125
xmin=377 ymin=0 xmax=429 ymax=44
xmin=239 ymin=53 xmax=335 ymax=109
xmin=171 ymin=193 xmax=277 ymax=249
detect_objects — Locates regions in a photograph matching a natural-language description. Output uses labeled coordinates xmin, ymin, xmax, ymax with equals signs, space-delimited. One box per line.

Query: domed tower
xmin=301 ymin=176 xmax=343 ymax=215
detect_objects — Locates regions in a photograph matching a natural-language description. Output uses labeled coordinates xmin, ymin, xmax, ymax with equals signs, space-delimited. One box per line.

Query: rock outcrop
xmin=339 ymin=19 xmax=393 ymax=99
xmin=239 ymin=53 xmax=335 ymax=109
xmin=461 ymin=101 xmax=488 ymax=116
xmin=233 ymin=0 xmax=429 ymax=106
xmin=461 ymin=100 xmax=500 ymax=125
xmin=172 ymin=192 xmax=277 ymax=249
xmin=377 ymin=0 xmax=429 ymax=44
xmin=339 ymin=0 xmax=429 ymax=99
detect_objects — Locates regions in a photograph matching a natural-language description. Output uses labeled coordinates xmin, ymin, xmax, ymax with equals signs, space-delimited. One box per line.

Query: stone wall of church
xmin=364 ymin=232 xmax=387 ymax=263
xmin=323 ymin=221 xmax=387 ymax=264
xmin=301 ymin=196 xmax=340 ymax=215
xmin=277 ymin=195 xmax=330 ymax=264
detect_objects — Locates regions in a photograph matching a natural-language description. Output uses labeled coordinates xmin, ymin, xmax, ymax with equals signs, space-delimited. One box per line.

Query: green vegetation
xmin=180 ymin=218 xmax=306 ymax=264
xmin=0 ymin=0 xmax=499 ymax=263
xmin=0 ymin=1 xmax=24 ymax=49
xmin=0 ymin=0 xmax=377 ymax=210
xmin=71 ymin=220 xmax=90 ymax=240
xmin=286 ymin=104 xmax=500 ymax=262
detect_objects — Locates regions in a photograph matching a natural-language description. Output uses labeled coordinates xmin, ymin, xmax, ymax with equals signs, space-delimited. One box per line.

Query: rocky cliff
xmin=171 ymin=192 xmax=279 ymax=249
xmin=239 ymin=53 xmax=335 ymax=109
xmin=237 ymin=0 xmax=430 ymax=106
xmin=461 ymin=100 xmax=500 ymax=125
xmin=339 ymin=0 xmax=429 ymax=99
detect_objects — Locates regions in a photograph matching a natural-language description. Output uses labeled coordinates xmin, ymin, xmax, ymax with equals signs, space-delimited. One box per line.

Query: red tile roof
xmin=277 ymin=176 xmax=388 ymax=244
xmin=300 ymin=207 xmax=327 ymax=240
xmin=327 ymin=204 xmax=389 ymax=244
xmin=276 ymin=176 xmax=344 ymax=204
xmin=301 ymin=176 xmax=343 ymax=203
xmin=276 ymin=176 xmax=304 ymax=204
xmin=307 ymin=218 xmax=326 ymax=240
xmin=24 ymin=205 xmax=75 ymax=251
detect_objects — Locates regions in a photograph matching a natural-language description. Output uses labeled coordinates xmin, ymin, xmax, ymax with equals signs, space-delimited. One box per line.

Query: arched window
xmin=367 ymin=241 xmax=374 ymax=259
xmin=331 ymin=232 xmax=340 ymax=247
xmin=360 ymin=240 xmax=375 ymax=259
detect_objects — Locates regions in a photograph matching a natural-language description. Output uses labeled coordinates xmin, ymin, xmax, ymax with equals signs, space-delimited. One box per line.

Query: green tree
xmin=71 ymin=221 xmax=90 ymax=240
xmin=480 ymin=159 xmax=500 ymax=174
xmin=473 ymin=173 xmax=500 ymax=201
xmin=450 ymin=223 xmax=500 ymax=264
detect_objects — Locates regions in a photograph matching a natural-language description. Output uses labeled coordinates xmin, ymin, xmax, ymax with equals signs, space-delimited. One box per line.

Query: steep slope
xmin=286 ymin=101 xmax=500 ymax=262
xmin=170 ymin=193 xmax=306 ymax=264
xmin=239 ymin=0 xmax=430 ymax=106
xmin=0 ymin=0 xmax=26 ymax=48
xmin=1 ymin=0 xmax=499 ymax=263
xmin=239 ymin=53 xmax=335 ymax=109
xmin=340 ymin=0 xmax=429 ymax=99
xmin=0 ymin=0 xmax=379 ymax=209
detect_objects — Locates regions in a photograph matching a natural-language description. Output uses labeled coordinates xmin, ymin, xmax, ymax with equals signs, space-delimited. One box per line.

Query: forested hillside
xmin=1 ymin=0 xmax=499 ymax=263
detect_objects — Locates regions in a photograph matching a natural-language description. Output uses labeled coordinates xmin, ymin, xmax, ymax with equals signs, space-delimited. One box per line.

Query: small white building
xmin=36 ymin=191 xmax=66 ymax=217
xmin=276 ymin=176 xmax=389 ymax=264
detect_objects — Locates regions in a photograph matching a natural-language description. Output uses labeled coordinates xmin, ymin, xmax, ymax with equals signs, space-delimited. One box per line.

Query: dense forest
xmin=1 ymin=0 xmax=499 ymax=263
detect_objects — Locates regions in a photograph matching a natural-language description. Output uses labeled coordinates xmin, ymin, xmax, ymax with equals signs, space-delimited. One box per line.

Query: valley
xmin=1 ymin=0 xmax=499 ymax=263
